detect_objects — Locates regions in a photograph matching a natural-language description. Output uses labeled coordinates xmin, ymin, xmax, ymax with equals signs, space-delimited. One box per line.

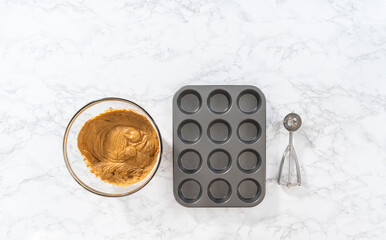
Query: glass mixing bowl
xmin=63 ymin=98 xmax=162 ymax=197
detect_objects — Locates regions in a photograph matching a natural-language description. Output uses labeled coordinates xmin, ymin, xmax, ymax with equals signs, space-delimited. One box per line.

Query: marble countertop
xmin=1 ymin=0 xmax=386 ymax=239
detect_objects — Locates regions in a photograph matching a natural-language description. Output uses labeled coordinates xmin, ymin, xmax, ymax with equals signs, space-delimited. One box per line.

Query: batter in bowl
xmin=77 ymin=108 xmax=160 ymax=186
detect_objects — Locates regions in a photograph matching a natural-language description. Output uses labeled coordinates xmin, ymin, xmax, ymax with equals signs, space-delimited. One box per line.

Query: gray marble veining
xmin=0 ymin=0 xmax=386 ymax=239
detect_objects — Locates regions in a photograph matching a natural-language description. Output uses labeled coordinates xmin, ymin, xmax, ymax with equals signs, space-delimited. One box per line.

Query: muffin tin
xmin=173 ymin=85 xmax=266 ymax=207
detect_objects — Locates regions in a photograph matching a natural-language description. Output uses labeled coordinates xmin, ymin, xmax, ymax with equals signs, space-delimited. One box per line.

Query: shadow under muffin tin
xmin=173 ymin=85 xmax=266 ymax=207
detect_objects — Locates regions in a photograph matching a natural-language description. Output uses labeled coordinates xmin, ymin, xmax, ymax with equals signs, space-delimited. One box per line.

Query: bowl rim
xmin=62 ymin=97 xmax=163 ymax=197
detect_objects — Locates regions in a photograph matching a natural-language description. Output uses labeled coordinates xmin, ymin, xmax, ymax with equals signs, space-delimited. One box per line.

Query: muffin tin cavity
xmin=173 ymin=85 xmax=266 ymax=207
xmin=208 ymin=149 xmax=231 ymax=174
xmin=178 ymin=150 xmax=202 ymax=174
xmin=208 ymin=179 xmax=231 ymax=203
xmin=177 ymin=90 xmax=202 ymax=114
xmin=237 ymin=179 xmax=261 ymax=203
xmin=177 ymin=120 xmax=202 ymax=144
xmin=208 ymin=90 xmax=231 ymax=114
xmin=237 ymin=90 xmax=261 ymax=114
xmin=237 ymin=149 xmax=261 ymax=173
xmin=178 ymin=179 xmax=202 ymax=203
xmin=237 ymin=120 xmax=261 ymax=144
xmin=208 ymin=120 xmax=231 ymax=144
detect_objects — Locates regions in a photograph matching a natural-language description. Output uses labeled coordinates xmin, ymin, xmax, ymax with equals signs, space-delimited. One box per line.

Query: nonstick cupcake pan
xmin=173 ymin=85 xmax=266 ymax=207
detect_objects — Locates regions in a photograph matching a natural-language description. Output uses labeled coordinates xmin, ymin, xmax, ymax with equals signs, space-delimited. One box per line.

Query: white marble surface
xmin=1 ymin=0 xmax=386 ymax=239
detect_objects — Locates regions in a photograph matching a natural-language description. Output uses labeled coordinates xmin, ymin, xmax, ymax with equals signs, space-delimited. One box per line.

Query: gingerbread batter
xmin=77 ymin=109 xmax=160 ymax=186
